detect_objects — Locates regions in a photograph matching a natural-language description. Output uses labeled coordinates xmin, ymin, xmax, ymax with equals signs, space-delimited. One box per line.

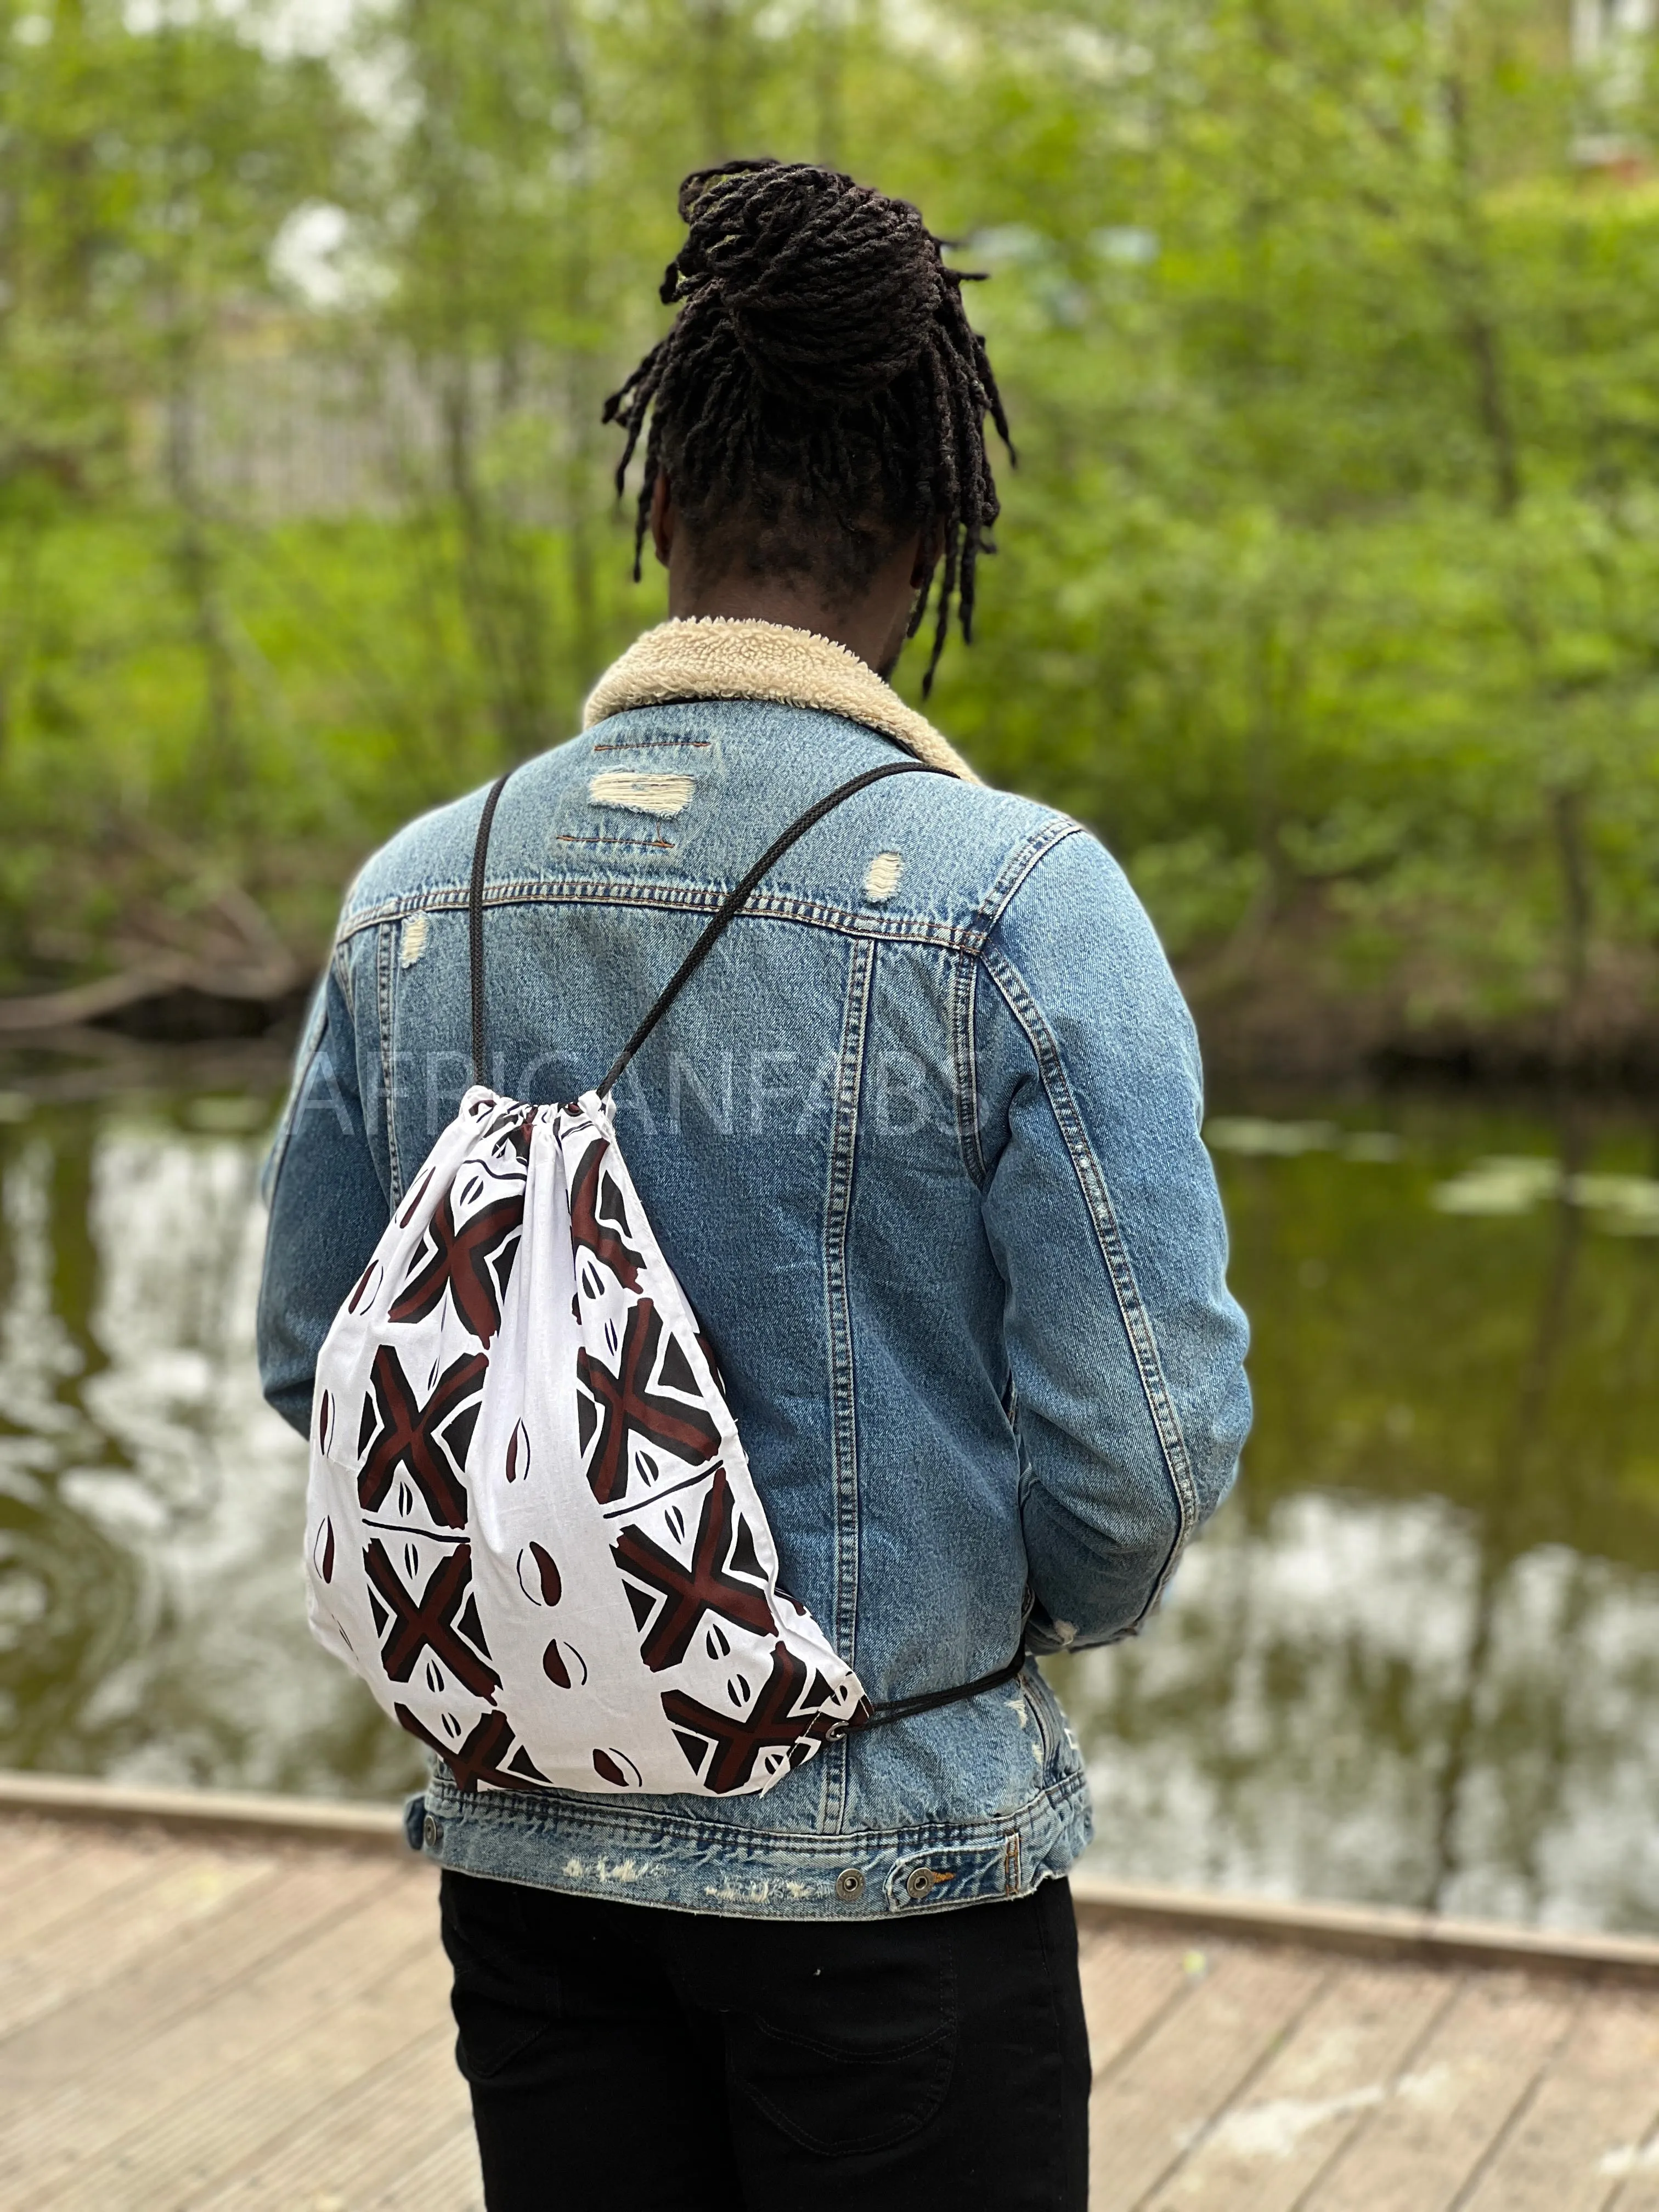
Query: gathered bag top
xmin=302 ymin=758 xmax=1020 ymax=1802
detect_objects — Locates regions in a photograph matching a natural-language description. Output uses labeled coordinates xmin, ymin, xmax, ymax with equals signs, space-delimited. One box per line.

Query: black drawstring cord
xmin=469 ymin=770 xmax=513 ymax=1085
xmin=595 ymin=759 xmax=944 ymax=1098
xmin=828 ymin=1640 xmax=1029 ymax=1739
xmin=467 ymin=758 xmax=944 ymax=1095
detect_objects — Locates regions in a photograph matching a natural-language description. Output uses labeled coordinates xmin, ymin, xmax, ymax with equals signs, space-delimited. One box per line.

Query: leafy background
xmin=4 ymin=0 xmax=1659 ymax=1075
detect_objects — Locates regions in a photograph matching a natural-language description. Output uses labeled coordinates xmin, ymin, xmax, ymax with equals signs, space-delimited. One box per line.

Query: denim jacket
xmin=257 ymin=617 xmax=1250 ymax=1919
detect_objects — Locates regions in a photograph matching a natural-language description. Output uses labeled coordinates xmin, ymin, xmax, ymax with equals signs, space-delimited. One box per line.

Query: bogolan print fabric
xmin=305 ymin=1087 xmax=867 ymax=1797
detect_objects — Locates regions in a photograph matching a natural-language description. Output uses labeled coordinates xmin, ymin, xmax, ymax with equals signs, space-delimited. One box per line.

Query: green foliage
xmin=2 ymin=0 xmax=1658 ymax=1052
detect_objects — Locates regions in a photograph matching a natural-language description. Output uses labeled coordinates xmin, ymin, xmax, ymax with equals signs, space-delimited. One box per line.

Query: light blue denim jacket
xmin=257 ymin=618 xmax=1250 ymax=1920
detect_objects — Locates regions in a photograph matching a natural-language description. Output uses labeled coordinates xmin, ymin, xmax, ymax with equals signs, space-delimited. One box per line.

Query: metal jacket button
xmin=834 ymin=1867 xmax=865 ymax=1901
xmin=422 ymin=1813 xmax=440 ymax=1849
xmin=906 ymin=1866 xmax=938 ymax=1900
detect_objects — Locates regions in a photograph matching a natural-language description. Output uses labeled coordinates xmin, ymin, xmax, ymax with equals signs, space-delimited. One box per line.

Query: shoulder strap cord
xmin=467 ymin=753 xmax=1029 ymax=1730
xmin=837 ymin=1639 xmax=1029 ymax=1737
xmin=469 ymin=759 xmax=941 ymax=1088
xmin=469 ymin=770 xmax=513 ymax=1083
xmin=594 ymin=759 xmax=944 ymax=1098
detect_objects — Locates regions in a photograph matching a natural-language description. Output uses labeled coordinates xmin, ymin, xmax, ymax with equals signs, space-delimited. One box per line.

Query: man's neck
xmin=664 ymin=539 xmax=921 ymax=679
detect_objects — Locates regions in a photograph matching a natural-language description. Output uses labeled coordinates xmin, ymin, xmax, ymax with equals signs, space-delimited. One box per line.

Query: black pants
xmin=440 ymin=1867 xmax=1090 ymax=2211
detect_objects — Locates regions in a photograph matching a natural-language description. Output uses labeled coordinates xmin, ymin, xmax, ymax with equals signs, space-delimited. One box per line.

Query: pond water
xmin=2 ymin=1058 xmax=1657 ymax=1931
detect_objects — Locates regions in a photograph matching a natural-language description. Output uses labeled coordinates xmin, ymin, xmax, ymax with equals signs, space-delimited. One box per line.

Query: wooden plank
xmin=0 ymin=1847 xmax=275 ymax=2042
xmin=1457 ymin=1994 xmax=1659 ymax=2212
xmin=360 ymin=2121 xmax=484 ymax=2212
xmin=0 ymin=1830 xmax=162 ymax=1945
xmin=1089 ymin=1945 xmax=1328 ymax=2212
xmin=0 ymin=1775 xmax=408 ymax=1854
xmin=70 ymin=1943 xmax=451 ymax=2208
xmin=0 ymin=1853 xmax=106 ymax=1935
xmin=1605 ymin=2145 xmax=1659 ymax=2208
xmin=193 ymin=2024 xmax=469 ymax=2208
xmin=1144 ymin=1962 xmax=1457 ymax=2212
xmin=1073 ymin=1878 xmax=1659 ymax=1988
xmin=1595 ymin=2068 xmax=1659 ymax=2211
xmin=1306 ymin=1975 xmax=1579 ymax=2212
xmin=0 ymin=1827 xmax=82 ymax=1895
xmin=0 ymin=1853 xmax=385 ymax=2087
xmin=1081 ymin=1932 xmax=1199 ymax=2075
xmin=0 ymin=1861 xmax=437 ymax=2200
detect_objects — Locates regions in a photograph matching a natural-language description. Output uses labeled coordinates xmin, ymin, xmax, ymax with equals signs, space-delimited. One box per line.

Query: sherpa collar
xmin=582 ymin=617 xmax=978 ymax=783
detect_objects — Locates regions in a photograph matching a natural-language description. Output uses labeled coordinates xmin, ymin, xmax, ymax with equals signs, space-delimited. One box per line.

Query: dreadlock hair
xmin=602 ymin=157 xmax=1012 ymax=695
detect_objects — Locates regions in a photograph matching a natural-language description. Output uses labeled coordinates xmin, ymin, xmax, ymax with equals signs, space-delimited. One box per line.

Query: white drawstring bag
xmin=302 ymin=762 xmax=974 ymax=1799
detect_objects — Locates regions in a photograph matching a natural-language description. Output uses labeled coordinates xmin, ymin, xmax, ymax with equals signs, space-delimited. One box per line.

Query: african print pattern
xmin=304 ymin=1085 xmax=866 ymax=1798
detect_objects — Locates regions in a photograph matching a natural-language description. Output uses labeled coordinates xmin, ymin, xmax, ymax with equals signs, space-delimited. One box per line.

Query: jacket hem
xmin=412 ymin=1763 xmax=1092 ymax=1921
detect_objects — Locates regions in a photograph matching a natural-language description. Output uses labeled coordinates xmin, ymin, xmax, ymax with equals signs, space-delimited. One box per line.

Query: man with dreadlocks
xmin=603 ymin=156 xmax=1009 ymax=692
xmin=259 ymin=159 xmax=1249 ymax=2210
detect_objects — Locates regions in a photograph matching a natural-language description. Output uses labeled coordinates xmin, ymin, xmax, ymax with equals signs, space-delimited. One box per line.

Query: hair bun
xmin=667 ymin=160 xmax=946 ymax=409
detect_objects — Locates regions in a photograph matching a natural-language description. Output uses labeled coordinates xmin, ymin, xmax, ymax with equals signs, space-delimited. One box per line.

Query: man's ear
xmin=650 ymin=473 xmax=675 ymax=569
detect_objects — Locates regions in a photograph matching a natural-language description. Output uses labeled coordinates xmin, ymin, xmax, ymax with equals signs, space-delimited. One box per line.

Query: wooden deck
xmin=5 ymin=1785 xmax=1659 ymax=2209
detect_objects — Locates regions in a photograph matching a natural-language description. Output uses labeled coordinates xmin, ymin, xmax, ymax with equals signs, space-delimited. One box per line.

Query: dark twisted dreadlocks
xmin=602 ymin=158 xmax=1012 ymax=693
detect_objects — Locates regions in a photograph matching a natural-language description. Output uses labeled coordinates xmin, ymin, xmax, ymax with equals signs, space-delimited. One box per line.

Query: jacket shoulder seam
xmin=951 ymin=951 xmax=986 ymax=1188
xmin=336 ymin=879 xmax=981 ymax=953
xmin=969 ymin=816 xmax=1084 ymax=940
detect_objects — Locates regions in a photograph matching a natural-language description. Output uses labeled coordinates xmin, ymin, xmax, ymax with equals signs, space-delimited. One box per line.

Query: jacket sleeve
xmin=975 ymin=827 xmax=1250 ymax=1650
xmin=256 ymin=950 xmax=392 ymax=1436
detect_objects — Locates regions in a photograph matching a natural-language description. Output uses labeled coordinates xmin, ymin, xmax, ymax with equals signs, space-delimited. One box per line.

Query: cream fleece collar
xmin=582 ymin=618 xmax=978 ymax=783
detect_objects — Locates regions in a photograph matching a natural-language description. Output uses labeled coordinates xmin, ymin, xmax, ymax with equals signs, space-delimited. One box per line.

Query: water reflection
xmin=0 ymin=1091 xmax=422 ymax=1798
xmin=1054 ymin=1095 xmax=1659 ymax=1930
xmin=2 ymin=1079 xmax=1658 ymax=1926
